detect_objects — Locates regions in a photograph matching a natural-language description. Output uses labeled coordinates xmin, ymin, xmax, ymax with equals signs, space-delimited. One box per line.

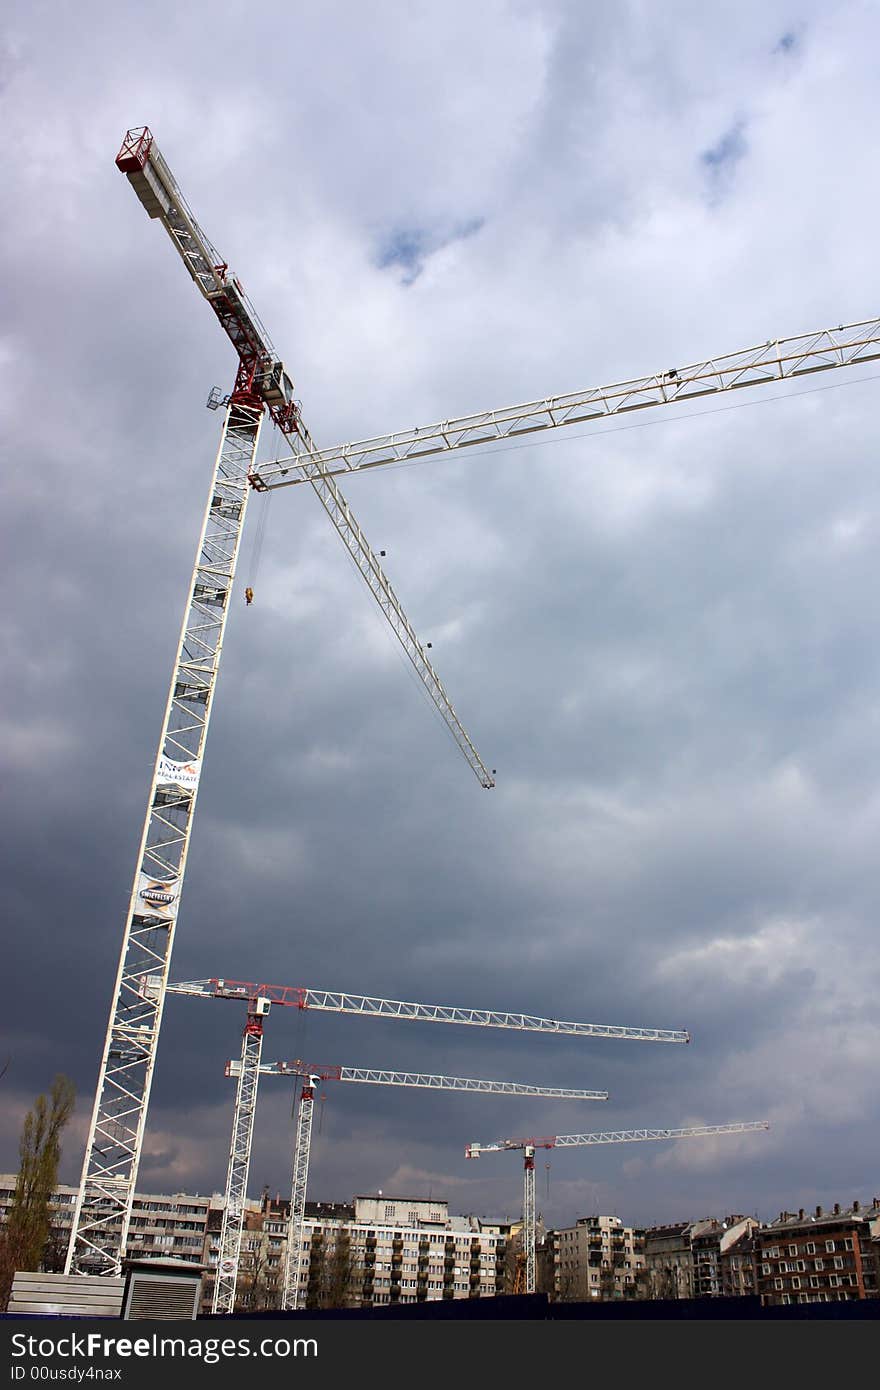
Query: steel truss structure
xmin=223 ymin=1061 xmax=609 ymax=1314
xmin=171 ymin=968 xmax=684 ymax=1311
xmin=68 ymin=126 xmax=496 ymax=1279
xmin=115 ymin=127 xmax=493 ymax=791
xmin=169 ymin=973 xmax=685 ymax=1311
xmin=285 ymin=1076 xmax=318 ymax=1313
xmin=212 ymin=998 xmax=270 ymax=1313
xmin=222 ymin=1061 xmax=606 ymax=1312
xmin=231 ymin=1058 xmax=609 ymax=1099
xmin=167 ymin=977 xmax=690 ymax=1043
xmin=252 ymin=318 xmax=880 ymax=488
xmin=222 ymin=1054 xmax=608 ymax=1311
xmin=66 ymin=403 xmax=263 ymax=1275
xmin=466 ymin=1120 xmax=770 ymax=1295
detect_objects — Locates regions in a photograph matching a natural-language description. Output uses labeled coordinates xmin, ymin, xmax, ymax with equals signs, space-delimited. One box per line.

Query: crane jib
xmin=250 ymin=315 xmax=880 ymax=488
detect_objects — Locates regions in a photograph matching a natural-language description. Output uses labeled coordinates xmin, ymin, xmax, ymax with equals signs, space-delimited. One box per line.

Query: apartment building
xmin=720 ymin=1226 xmax=759 ymax=1297
xmin=642 ymin=1220 xmax=700 ymax=1299
xmin=295 ymin=1196 xmax=511 ymax=1309
xmin=2 ymin=1176 xmax=511 ymax=1313
xmin=0 ymin=1175 xmax=215 ymax=1270
xmin=754 ymin=1200 xmax=880 ymax=1305
xmin=641 ymin=1215 xmax=760 ymax=1299
xmin=199 ymin=1192 xmax=513 ymax=1311
xmin=691 ymin=1216 xmax=759 ymax=1297
xmin=548 ymin=1214 xmax=647 ymax=1301
xmin=199 ymin=1196 xmax=355 ymax=1313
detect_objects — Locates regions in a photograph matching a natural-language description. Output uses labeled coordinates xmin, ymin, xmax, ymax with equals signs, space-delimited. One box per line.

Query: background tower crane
xmin=465 ymin=1121 xmax=771 ymax=1295
xmin=66 ymin=128 xmax=496 ymax=1279
xmin=220 ymin=1055 xmax=608 ymax=1314
xmin=165 ymin=974 xmax=685 ymax=1310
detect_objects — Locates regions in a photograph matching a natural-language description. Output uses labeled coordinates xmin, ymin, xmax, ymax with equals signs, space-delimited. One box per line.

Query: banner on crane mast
xmin=155 ymin=755 xmax=202 ymax=790
xmin=136 ymin=873 xmax=181 ymax=922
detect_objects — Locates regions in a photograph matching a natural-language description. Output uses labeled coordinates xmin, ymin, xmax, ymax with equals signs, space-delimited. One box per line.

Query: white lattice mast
xmin=284 ymin=1074 xmax=319 ymax=1314
xmin=466 ymin=1120 xmax=771 ymax=1295
xmin=66 ymin=402 xmax=263 ymax=1275
xmin=523 ymin=1145 xmax=537 ymax=1297
xmin=211 ymin=997 xmax=271 ymax=1315
xmin=68 ymin=126 xmax=495 ymax=1280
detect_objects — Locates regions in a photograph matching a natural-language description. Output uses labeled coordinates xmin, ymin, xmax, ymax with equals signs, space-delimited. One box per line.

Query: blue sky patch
xmin=376 ymin=217 xmax=484 ymax=286
xmin=377 ymin=228 xmax=428 ymax=277
xmin=701 ymin=121 xmax=747 ymax=173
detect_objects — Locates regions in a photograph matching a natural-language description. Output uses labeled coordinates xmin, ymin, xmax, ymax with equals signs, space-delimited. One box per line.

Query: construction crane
xmin=220 ymin=1057 xmax=608 ymax=1315
xmin=465 ymin=1120 xmax=771 ymax=1295
xmin=168 ymin=970 xmax=691 ymax=1304
xmin=165 ymin=976 xmax=691 ymax=1043
xmin=65 ymin=127 xmax=497 ymax=1280
xmin=164 ymin=975 xmax=684 ymax=1310
xmin=72 ymin=125 xmax=844 ymax=1278
xmin=251 ymin=318 xmax=880 ymax=488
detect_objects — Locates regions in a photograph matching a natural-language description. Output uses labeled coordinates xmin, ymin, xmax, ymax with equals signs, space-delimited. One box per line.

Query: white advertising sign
xmin=156 ymin=756 xmax=202 ymax=790
xmin=136 ymin=873 xmax=180 ymax=922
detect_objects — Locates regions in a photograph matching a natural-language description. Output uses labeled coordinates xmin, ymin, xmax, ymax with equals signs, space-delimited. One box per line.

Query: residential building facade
xmin=547 ymin=1214 xmax=647 ymax=1301
xmin=293 ymin=1196 xmax=511 ymax=1309
xmin=691 ymin=1216 xmax=759 ymax=1297
xmin=0 ymin=1175 xmax=215 ymax=1272
xmin=754 ymin=1201 xmax=880 ymax=1305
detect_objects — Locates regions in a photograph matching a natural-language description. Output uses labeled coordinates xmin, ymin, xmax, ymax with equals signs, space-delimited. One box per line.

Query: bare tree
xmin=0 ymin=1075 xmax=76 ymax=1306
xmin=320 ymin=1230 xmax=352 ymax=1309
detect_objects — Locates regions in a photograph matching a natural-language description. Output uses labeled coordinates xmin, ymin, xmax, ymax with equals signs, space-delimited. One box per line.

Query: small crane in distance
xmin=466 ymin=1121 xmax=771 ymax=1295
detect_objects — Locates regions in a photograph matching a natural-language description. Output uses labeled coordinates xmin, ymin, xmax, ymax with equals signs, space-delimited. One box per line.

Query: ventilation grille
xmin=124 ymin=1272 xmax=201 ymax=1321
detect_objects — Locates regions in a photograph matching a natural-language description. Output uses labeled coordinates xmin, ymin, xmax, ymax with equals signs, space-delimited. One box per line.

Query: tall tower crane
xmin=163 ymin=975 xmax=684 ymax=1310
xmin=465 ymin=1120 xmax=771 ymax=1295
xmin=74 ymin=126 xmax=853 ymax=1279
xmin=220 ymin=1055 xmax=608 ymax=1314
xmin=66 ymin=128 xmax=497 ymax=1279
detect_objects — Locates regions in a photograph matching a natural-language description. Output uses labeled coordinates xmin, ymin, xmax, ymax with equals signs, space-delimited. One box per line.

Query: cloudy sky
xmin=3 ymin=0 xmax=880 ymax=1235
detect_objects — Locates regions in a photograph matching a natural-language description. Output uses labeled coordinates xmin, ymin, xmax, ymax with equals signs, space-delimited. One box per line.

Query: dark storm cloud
xmin=2 ymin=0 xmax=878 ymax=1236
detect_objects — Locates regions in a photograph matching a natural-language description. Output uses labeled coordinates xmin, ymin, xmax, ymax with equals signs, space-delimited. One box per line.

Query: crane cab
xmin=260 ymin=359 xmax=296 ymax=411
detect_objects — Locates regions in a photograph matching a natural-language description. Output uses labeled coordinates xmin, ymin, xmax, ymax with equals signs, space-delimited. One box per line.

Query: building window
xmin=384 ymin=1206 xmax=395 ymax=1220
xmin=825 ymin=1241 xmax=835 ymax=1253
xmin=774 ymin=1278 xmax=783 ymax=1291
xmin=805 ymin=1242 xmax=816 ymax=1255
xmin=788 ymin=1245 xmax=798 ymax=1257
xmin=833 ymin=1257 xmax=844 ymax=1270
xmin=843 ymin=1238 xmax=854 ymax=1251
